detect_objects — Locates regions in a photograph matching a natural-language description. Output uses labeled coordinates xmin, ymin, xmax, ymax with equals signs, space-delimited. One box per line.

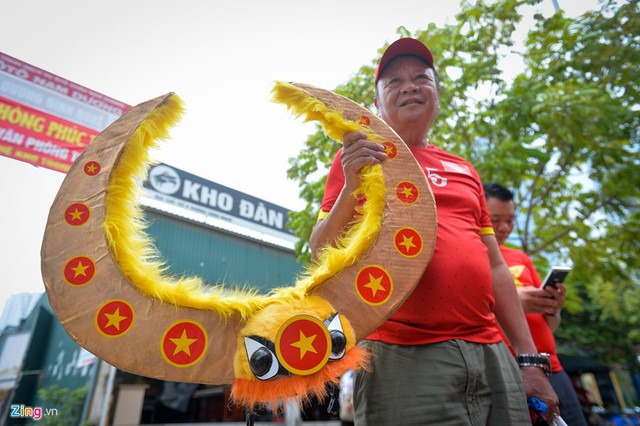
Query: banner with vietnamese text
xmin=0 ymin=52 xmax=129 ymax=172
xmin=0 ymin=96 xmax=98 ymax=173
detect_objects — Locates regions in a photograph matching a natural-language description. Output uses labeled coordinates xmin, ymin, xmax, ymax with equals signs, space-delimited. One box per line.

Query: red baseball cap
xmin=374 ymin=38 xmax=436 ymax=84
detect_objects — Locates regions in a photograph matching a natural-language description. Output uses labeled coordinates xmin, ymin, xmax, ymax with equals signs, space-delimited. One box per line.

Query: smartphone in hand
xmin=541 ymin=266 xmax=571 ymax=290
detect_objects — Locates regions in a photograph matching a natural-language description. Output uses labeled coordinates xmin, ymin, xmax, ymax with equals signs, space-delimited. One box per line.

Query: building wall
xmin=3 ymin=208 xmax=303 ymax=425
xmin=4 ymin=297 xmax=97 ymax=426
xmin=145 ymin=208 xmax=302 ymax=293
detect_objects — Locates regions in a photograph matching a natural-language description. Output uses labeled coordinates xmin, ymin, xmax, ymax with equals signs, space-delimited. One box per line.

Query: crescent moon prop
xmin=41 ymin=82 xmax=437 ymax=409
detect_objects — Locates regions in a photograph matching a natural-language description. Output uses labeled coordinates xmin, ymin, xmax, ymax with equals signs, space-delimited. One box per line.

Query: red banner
xmin=0 ymin=96 xmax=98 ymax=173
xmin=0 ymin=52 xmax=129 ymax=173
xmin=0 ymin=53 xmax=128 ymax=120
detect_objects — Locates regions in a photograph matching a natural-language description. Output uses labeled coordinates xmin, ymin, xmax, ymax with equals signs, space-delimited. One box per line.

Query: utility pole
xmin=551 ymin=0 xmax=561 ymax=13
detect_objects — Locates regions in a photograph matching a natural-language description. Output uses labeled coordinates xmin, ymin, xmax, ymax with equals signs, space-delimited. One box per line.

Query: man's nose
xmin=401 ymin=81 xmax=418 ymax=93
xmin=497 ymin=222 xmax=510 ymax=232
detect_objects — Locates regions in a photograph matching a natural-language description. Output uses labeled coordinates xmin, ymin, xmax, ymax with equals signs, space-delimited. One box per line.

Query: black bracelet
xmin=516 ymin=353 xmax=551 ymax=377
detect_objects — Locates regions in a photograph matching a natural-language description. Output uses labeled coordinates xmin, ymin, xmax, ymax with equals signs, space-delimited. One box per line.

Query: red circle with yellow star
xmin=357 ymin=115 xmax=371 ymax=127
xmin=95 ymin=300 xmax=135 ymax=338
xmin=395 ymin=181 xmax=419 ymax=204
xmin=84 ymin=161 xmax=101 ymax=176
xmin=275 ymin=315 xmax=331 ymax=376
xmin=394 ymin=227 xmax=423 ymax=258
xmin=355 ymin=265 xmax=394 ymax=306
xmin=64 ymin=203 xmax=91 ymax=226
xmin=382 ymin=141 xmax=398 ymax=159
xmin=63 ymin=256 xmax=96 ymax=286
xmin=161 ymin=320 xmax=208 ymax=368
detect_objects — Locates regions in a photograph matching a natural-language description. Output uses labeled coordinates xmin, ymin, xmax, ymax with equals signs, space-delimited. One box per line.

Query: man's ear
xmin=373 ymin=97 xmax=382 ymax=117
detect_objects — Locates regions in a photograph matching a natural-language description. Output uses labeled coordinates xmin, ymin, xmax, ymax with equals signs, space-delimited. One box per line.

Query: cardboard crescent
xmin=41 ymin=83 xmax=437 ymax=401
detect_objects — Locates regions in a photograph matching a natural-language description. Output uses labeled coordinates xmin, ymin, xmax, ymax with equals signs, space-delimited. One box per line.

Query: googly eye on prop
xmin=322 ymin=313 xmax=347 ymax=361
xmin=41 ymin=82 xmax=437 ymax=410
xmin=244 ymin=336 xmax=284 ymax=381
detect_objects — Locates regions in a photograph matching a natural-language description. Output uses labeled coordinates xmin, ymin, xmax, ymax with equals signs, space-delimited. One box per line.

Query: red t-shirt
xmin=320 ymin=144 xmax=502 ymax=345
xmin=499 ymin=245 xmax=563 ymax=372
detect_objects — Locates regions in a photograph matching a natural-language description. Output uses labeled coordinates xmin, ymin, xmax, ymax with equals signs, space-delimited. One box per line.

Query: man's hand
xmin=309 ymin=132 xmax=386 ymax=254
xmin=543 ymin=283 xmax=566 ymax=311
xmin=518 ymin=286 xmax=564 ymax=316
xmin=520 ymin=367 xmax=560 ymax=420
xmin=341 ymin=132 xmax=387 ymax=192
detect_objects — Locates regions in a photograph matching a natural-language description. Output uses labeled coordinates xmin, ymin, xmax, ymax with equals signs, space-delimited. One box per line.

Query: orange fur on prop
xmin=232 ymin=296 xmax=369 ymax=408
xmin=231 ymin=345 xmax=369 ymax=411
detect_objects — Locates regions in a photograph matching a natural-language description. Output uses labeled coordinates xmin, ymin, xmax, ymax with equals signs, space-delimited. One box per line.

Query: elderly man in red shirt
xmin=311 ymin=37 xmax=558 ymax=425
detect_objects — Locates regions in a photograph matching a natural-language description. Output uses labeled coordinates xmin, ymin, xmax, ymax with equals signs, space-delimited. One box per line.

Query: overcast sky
xmin=0 ymin=0 xmax=599 ymax=315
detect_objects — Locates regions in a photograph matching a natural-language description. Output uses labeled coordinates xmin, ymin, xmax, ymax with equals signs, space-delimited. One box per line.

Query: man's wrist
xmin=545 ymin=310 xmax=561 ymax=318
xmin=516 ymin=353 xmax=551 ymax=377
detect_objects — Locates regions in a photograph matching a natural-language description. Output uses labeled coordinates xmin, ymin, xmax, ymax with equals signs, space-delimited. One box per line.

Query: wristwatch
xmin=516 ymin=353 xmax=551 ymax=377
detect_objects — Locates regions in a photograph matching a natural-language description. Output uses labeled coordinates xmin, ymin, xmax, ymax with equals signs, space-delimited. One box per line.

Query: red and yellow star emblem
xmin=63 ymin=256 xmax=96 ymax=286
xmin=64 ymin=203 xmax=91 ymax=226
xmin=161 ymin=320 xmax=208 ymax=368
xmin=394 ymin=227 xmax=423 ymax=258
xmin=275 ymin=315 xmax=331 ymax=376
xmin=355 ymin=265 xmax=393 ymax=306
xmin=95 ymin=300 xmax=134 ymax=337
xmin=357 ymin=115 xmax=371 ymax=127
xmin=382 ymin=141 xmax=398 ymax=159
xmin=508 ymin=265 xmax=525 ymax=287
xmin=84 ymin=161 xmax=101 ymax=176
xmin=395 ymin=181 xmax=419 ymax=204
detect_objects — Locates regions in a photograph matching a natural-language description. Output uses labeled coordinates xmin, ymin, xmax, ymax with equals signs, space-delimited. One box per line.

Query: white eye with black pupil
xmin=325 ymin=313 xmax=347 ymax=360
xmin=244 ymin=336 xmax=280 ymax=380
xmin=330 ymin=330 xmax=347 ymax=356
xmin=250 ymin=347 xmax=273 ymax=377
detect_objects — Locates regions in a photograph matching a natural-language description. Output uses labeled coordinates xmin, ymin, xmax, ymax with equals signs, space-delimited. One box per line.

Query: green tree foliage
xmin=36 ymin=385 xmax=89 ymax=426
xmin=286 ymin=0 xmax=639 ymax=365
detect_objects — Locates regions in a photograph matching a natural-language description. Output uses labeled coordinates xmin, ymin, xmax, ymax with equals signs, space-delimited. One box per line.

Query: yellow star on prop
xmin=69 ymin=208 xmax=84 ymax=221
xmin=86 ymin=164 xmax=98 ymax=174
xmin=104 ymin=308 xmax=126 ymax=330
xmin=364 ymin=273 xmax=386 ymax=297
xmin=399 ymin=235 xmax=416 ymax=252
xmin=291 ymin=330 xmax=317 ymax=359
xmin=170 ymin=330 xmax=197 ymax=356
xmin=71 ymin=261 xmax=89 ymax=277
xmin=401 ymin=186 xmax=414 ymax=198
xmin=385 ymin=145 xmax=394 ymax=155
xmin=508 ymin=265 xmax=525 ymax=287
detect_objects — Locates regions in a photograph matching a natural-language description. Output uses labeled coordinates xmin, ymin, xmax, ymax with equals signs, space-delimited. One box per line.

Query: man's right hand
xmin=341 ymin=131 xmax=387 ymax=192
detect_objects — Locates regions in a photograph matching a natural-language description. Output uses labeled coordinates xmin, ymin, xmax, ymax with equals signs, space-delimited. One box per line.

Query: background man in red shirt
xmin=484 ymin=182 xmax=587 ymax=426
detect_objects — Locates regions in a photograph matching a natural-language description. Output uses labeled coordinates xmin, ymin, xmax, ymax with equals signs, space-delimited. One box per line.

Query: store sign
xmin=0 ymin=52 xmax=129 ymax=172
xmin=143 ymin=163 xmax=294 ymax=240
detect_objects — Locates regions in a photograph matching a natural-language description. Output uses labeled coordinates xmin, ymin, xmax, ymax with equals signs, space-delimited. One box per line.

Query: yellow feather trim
xmin=104 ymin=95 xmax=268 ymax=319
xmin=271 ymin=82 xmax=386 ymax=296
xmin=104 ymin=86 xmax=386 ymax=318
xmin=270 ymin=81 xmax=374 ymax=142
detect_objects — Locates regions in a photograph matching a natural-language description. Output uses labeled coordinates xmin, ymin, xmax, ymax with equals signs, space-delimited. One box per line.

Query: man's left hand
xmin=520 ymin=366 xmax=559 ymax=421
